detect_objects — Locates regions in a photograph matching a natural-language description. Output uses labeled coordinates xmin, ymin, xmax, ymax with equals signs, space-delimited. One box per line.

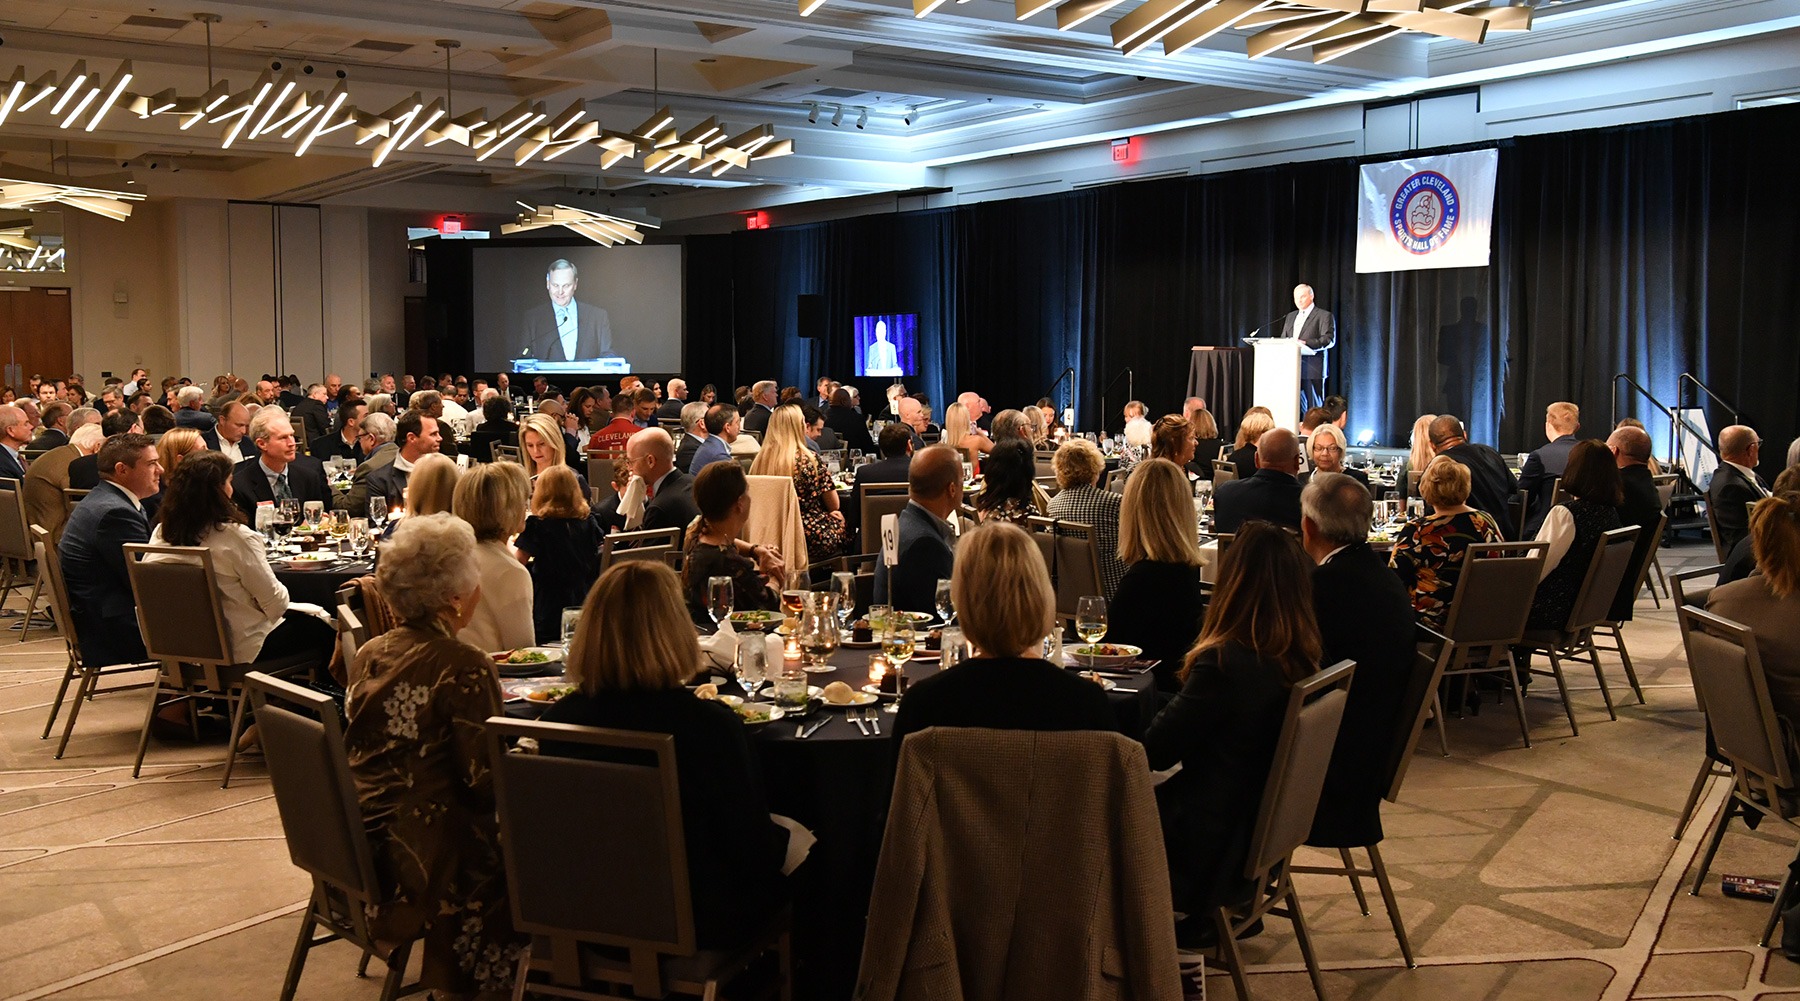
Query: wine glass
xmin=328 ymin=510 xmax=350 ymax=552
xmin=780 ymin=589 xmax=807 ymax=631
xmin=302 ymin=500 xmax=325 ymax=531
xmin=1075 ymin=595 xmax=1108 ymax=669
xmin=832 ymin=571 xmax=856 ymax=635
xmin=368 ymin=496 xmax=389 ymax=534
xmin=706 ymin=576 xmax=734 ymax=627
xmin=881 ymin=620 xmax=914 ymax=713
xmin=934 ymin=578 xmax=955 ymax=626
xmin=272 ymin=499 xmax=298 ymax=546
xmin=735 ymin=635 xmax=766 ymax=700
xmin=349 ymin=517 xmax=370 ymax=556
xmin=255 ymin=503 xmax=277 ymax=552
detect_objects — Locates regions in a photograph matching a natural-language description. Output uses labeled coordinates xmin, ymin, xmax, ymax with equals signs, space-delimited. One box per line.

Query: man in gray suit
xmin=519 ymin=259 xmax=612 ymax=362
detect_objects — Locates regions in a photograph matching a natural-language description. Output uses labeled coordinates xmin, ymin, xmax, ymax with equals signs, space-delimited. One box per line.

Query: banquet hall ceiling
xmin=0 ymin=0 xmax=1793 ymax=210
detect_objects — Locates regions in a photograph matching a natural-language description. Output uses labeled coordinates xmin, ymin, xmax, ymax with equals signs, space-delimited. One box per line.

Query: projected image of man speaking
xmin=519 ymin=258 xmax=612 ymax=362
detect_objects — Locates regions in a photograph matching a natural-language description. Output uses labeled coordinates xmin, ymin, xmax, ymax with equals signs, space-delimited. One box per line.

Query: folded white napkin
xmin=619 ymin=474 xmax=647 ymax=530
xmin=698 ymin=617 xmax=738 ymax=669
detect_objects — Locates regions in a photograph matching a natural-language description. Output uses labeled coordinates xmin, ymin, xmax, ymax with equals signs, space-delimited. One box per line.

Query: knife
xmin=798 ymin=715 xmax=831 ymax=739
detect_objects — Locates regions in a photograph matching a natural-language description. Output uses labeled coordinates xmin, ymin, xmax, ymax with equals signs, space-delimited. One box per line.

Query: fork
xmin=867 ymin=709 xmax=881 ymax=736
xmin=849 ymin=708 xmax=870 ymax=736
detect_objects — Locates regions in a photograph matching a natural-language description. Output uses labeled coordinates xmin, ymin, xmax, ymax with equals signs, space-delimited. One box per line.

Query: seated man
xmin=363 ymin=410 xmax=442 ymax=513
xmin=465 ymin=395 xmax=517 ymax=462
xmin=338 ymin=412 xmax=398 ymax=517
xmin=689 ymin=404 xmax=733 ymax=474
xmin=873 ymin=444 xmax=961 ymax=614
xmin=1518 ymin=402 xmax=1581 ymax=537
xmin=1211 ymin=427 xmax=1303 ymax=533
xmin=629 ymin=427 xmax=699 ymax=533
xmin=1428 ymin=415 xmax=1520 ymax=539
xmin=172 ymin=385 xmax=219 ymax=447
xmin=674 ymin=402 xmax=708 ymax=473
xmin=587 ymin=391 xmax=640 ymax=455
xmin=59 ymin=434 xmax=161 ymax=667
xmin=1708 ymin=424 xmax=1767 ymax=556
xmin=229 ymin=408 xmax=333 ymax=521
xmin=25 ymin=423 xmax=105 ymax=542
xmin=0 ymin=404 xmax=31 ymax=481
xmin=847 ymin=423 xmax=915 ymax=539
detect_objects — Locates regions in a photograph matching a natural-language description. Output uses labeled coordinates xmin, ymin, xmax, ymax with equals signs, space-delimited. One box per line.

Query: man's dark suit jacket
xmin=655 ymin=397 xmax=687 ymax=421
xmin=1279 ymin=307 xmax=1336 ymax=381
xmin=1211 ymin=468 xmax=1302 ymax=534
xmin=741 ymin=404 xmax=774 ymax=436
xmin=69 ymin=454 xmax=100 ymax=490
xmin=825 ymin=405 xmax=876 ymax=455
xmin=1518 ymin=433 xmax=1578 ymax=537
xmin=1438 ymin=442 xmax=1519 ymax=539
xmin=873 ymin=501 xmax=956 ymax=614
xmin=339 ymin=443 xmax=396 ymax=517
xmin=521 ymin=301 xmax=612 ymax=361
xmin=0 ymin=446 xmax=24 ymax=482
xmin=290 ymin=399 xmax=332 ymax=446
xmin=467 ymin=421 xmax=518 ymax=463
xmin=30 ymin=428 xmax=69 ymax=451
xmin=1308 ymin=542 xmax=1417 ymax=848
xmin=363 ymin=462 xmax=411 ymax=512
xmin=641 ymin=469 xmax=700 ymax=534
xmin=59 ymin=484 xmax=150 ymax=667
xmin=310 ymin=433 xmax=365 ymax=464
xmin=174 ymin=407 xmax=217 ymax=444
xmin=1609 ymin=463 xmax=1666 ymax=621
xmin=847 ymin=454 xmax=912 ymax=536
xmin=230 ymin=455 xmax=331 ymax=522
xmin=1709 ymin=462 xmax=1765 ymax=557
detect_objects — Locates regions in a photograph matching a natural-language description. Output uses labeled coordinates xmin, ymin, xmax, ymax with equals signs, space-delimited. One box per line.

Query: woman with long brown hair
xmin=1143 ymin=521 xmax=1323 ymax=947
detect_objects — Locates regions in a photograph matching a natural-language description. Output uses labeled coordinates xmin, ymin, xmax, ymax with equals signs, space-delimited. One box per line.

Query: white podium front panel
xmin=1249 ymin=338 xmax=1302 ymax=431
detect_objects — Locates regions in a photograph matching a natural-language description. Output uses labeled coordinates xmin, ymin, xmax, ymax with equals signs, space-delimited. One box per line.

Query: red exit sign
xmin=1111 ymin=136 xmax=1139 ymax=164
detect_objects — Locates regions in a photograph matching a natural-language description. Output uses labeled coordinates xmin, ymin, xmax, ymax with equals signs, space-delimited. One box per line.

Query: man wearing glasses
xmin=1708 ymin=425 xmax=1768 ymax=556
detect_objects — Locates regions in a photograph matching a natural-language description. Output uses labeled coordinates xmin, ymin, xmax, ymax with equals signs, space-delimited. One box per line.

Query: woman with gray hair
xmin=344 ymin=513 xmax=522 ymax=997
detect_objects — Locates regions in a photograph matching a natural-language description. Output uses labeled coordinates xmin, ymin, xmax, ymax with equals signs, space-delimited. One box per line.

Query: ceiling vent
xmin=350 ymin=39 xmax=414 ymax=53
xmin=123 ymin=15 xmax=192 ymax=30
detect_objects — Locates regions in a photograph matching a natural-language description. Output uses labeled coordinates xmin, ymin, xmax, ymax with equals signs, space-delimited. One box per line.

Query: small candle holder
xmin=784 ymin=637 xmax=802 ymax=663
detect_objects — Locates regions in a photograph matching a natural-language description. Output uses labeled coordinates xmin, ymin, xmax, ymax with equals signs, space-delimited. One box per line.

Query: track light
xmin=805 ymin=101 xmax=818 ymax=124
xmin=830 ymin=104 xmax=843 ymax=127
xmin=855 ymin=107 xmax=868 ymax=130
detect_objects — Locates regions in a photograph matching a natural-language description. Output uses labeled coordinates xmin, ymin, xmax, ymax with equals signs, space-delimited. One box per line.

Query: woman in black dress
xmin=681 ymin=461 xmax=785 ymax=619
xmin=1526 ymin=439 xmax=1623 ymax=630
xmin=823 ymin=388 xmax=876 ymax=454
xmin=1108 ymin=458 xmax=1207 ymax=693
xmin=974 ymin=439 xmax=1043 ymax=525
xmin=514 ymin=464 xmax=605 ymax=643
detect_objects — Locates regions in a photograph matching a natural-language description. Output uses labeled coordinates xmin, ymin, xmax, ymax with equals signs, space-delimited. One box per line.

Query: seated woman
xmin=404 ymin=452 xmax=460 ymax=518
xmin=343 ymin=513 xmax=521 ymax=998
xmin=1527 ymin=439 xmax=1623 ymax=631
xmin=942 ymin=402 xmax=993 ymax=465
xmin=1708 ymin=489 xmax=1800 ymax=722
xmin=974 ymin=439 xmax=1043 ymax=525
xmin=1302 ymin=423 xmax=1368 ymax=487
xmin=1400 ymin=413 xmax=1437 ymax=499
xmin=893 ymin=521 xmax=1114 ymax=744
xmin=1224 ymin=407 xmax=1275 ymax=472
xmin=518 ymin=412 xmax=587 ymax=492
xmin=1389 ymin=456 xmax=1504 ymax=628
xmin=824 ymin=388 xmax=875 ymax=455
xmin=1109 ymin=459 xmax=1208 ymax=692
xmin=146 ymin=426 xmax=207 ymax=524
xmin=681 ymin=461 xmax=784 ymax=619
xmin=515 ymin=465 xmax=605 ymax=645
xmin=1188 ymin=407 xmax=1225 ymax=481
xmin=451 ymin=461 xmax=534 ymax=652
xmin=1143 ymin=521 xmax=1322 ymax=945
xmin=750 ymin=403 xmax=845 ymax=561
xmin=1034 ymin=397 xmax=1066 ymax=441
xmin=1045 ymin=438 xmax=1125 ymax=599
xmin=540 ymin=561 xmax=789 ymax=949
xmin=1022 ymin=405 xmax=1053 ymax=450
xmin=145 ymin=451 xmax=335 ymax=663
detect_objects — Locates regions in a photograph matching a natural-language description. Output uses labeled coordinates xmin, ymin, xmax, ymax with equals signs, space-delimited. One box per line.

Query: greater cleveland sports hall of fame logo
xmin=1389 ymin=170 xmax=1460 ymax=255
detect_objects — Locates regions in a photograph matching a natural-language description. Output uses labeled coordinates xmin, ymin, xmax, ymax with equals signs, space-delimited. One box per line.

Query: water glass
xmin=706 ymin=576 xmax=734 ymax=627
xmin=940 ymin=626 xmax=969 ymax=669
xmin=349 ymin=517 xmax=370 ymax=556
xmin=368 ymin=496 xmax=389 ymax=530
xmin=799 ymin=593 xmax=840 ymax=671
xmin=935 ymin=578 xmax=955 ymax=625
xmin=832 ymin=571 xmax=857 ymax=632
xmin=773 ymin=669 xmax=810 ymax=709
xmin=255 ymin=503 xmax=276 ymax=549
xmin=560 ymin=606 xmax=583 ymax=652
xmin=735 ymin=636 xmax=766 ymax=699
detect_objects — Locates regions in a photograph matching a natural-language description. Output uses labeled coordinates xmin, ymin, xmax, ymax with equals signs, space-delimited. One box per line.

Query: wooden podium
xmin=1244 ymin=337 xmax=1302 ymax=431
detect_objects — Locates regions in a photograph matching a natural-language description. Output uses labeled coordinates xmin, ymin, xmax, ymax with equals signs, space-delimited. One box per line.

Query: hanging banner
xmin=1355 ymin=148 xmax=1498 ymax=273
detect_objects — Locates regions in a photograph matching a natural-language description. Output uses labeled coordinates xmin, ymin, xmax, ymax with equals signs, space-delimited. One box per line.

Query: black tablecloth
xmin=274 ymin=558 xmax=373 ymax=607
xmin=1188 ymin=347 xmax=1251 ymax=427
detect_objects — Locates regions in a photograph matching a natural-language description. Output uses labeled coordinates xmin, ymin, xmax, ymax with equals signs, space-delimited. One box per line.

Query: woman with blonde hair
xmin=942 ymin=402 xmax=992 ymax=463
xmin=749 ymin=403 xmax=845 ymax=560
xmin=1224 ymin=407 xmax=1275 ymax=471
xmin=519 ymin=412 xmax=583 ymax=487
xmin=892 ymin=521 xmax=1113 ymax=745
xmin=539 ymin=560 xmax=789 ymax=949
xmin=1189 ymin=407 xmax=1224 ymax=480
xmin=403 ymin=452 xmax=460 ymax=518
xmin=1145 ymin=522 xmax=1322 ymax=941
xmin=1389 ymin=456 xmax=1504 ymax=627
xmin=515 ymin=464 xmax=605 ymax=643
xmin=451 ymin=461 xmax=534 ymax=651
xmin=1022 ymin=404 xmax=1051 ymax=449
xmin=1404 ymin=413 xmax=1438 ymax=497
xmin=1108 ymin=458 xmax=1207 ymax=691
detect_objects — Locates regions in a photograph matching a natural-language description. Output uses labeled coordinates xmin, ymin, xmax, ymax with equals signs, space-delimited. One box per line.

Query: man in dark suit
xmin=1212 ymin=428 xmax=1303 ymax=534
xmin=339 ymin=413 xmax=397 ymax=517
xmin=1278 ymin=283 xmax=1336 ymax=411
xmin=519 ymin=258 xmax=612 ymax=362
xmin=172 ymin=386 xmax=220 ymax=448
xmin=59 ymin=433 xmax=160 ymax=667
xmin=1709 ymin=424 xmax=1768 ymax=558
xmin=874 ymin=445 xmax=961 ymax=614
xmin=229 ymin=408 xmax=333 ymax=522
xmin=847 ymin=423 xmax=915 ymax=539
xmin=311 ymin=400 xmax=368 ymax=464
xmin=629 ymin=428 xmax=700 ymax=533
xmin=1518 ymin=402 xmax=1581 ymax=537
xmin=741 ymin=381 xmax=777 ymax=436
xmin=1427 ymin=415 xmax=1520 ymax=539
xmin=465 ymin=397 xmax=517 ymax=463
xmin=362 ymin=411 xmax=442 ymax=513
xmin=30 ymin=402 xmax=72 ymax=451
xmin=1606 ymin=424 xmax=1665 ymax=621
xmin=0 ymin=404 xmax=31 ymax=481
xmin=277 ymin=376 xmax=307 ymax=412
xmin=291 ymin=383 xmax=333 ymax=447
xmin=1299 ymin=472 xmax=1417 ymax=849
xmin=656 ymin=379 xmax=690 ymax=422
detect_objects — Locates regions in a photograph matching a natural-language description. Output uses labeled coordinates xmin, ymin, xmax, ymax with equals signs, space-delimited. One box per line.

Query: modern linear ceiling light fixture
xmin=0 ymin=174 xmax=145 ymax=221
xmin=501 ymin=202 xmax=661 ymax=247
xmin=799 ymin=0 xmax=1534 ymax=61
xmin=0 ymin=28 xmax=793 ymax=177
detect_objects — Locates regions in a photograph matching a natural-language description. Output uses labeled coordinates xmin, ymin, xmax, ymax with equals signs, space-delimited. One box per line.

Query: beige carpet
xmin=1 ymin=542 xmax=1794 ymax=1000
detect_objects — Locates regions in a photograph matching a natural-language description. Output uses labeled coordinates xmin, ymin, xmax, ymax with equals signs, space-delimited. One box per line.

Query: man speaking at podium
xmin=519 ymin=258 xmax=612 ymax=362
xmin=1278 ymin=283 xmax=1335 ymax=410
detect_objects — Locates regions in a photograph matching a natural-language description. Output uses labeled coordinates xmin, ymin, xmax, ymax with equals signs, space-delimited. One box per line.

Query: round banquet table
xmin=502 ymin=637 xmax=1162 ymax=997
xmin=272 ymin=555 xmax=375 ymax=607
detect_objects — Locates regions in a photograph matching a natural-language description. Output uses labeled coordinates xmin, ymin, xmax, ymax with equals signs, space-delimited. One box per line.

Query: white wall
xmin=366 ymin=209 xmax=423 ymax=380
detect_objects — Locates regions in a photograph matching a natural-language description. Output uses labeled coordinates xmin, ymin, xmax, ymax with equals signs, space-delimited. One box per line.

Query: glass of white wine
xmin=1075 ymin=595 xmax=1108 ymax=669
xmin=881 ymin=620 xmax=914 ymax=714
xmin=706 ymin=576 xmax=734 ymax=627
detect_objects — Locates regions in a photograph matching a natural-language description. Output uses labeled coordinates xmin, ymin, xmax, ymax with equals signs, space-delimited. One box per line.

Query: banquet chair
xmin=1103 ymin=468 xmax=1130 ymax=493
xmin=586 ymin=450 xmax=628 ymax=491
xmin=1647 ymin=474 xmax=1680 ymax=601
xmin=1212 ymin=660 xmax=1356 ymax=1001
xmin=1034 ymin=475 xmax=1060 ymax=499
xmin=1517 ymin=526 xmax=1641 ymax=730
xmin=1024 ymin=516 xmax=1102 ymax=622
xmin=599 ymin=527 xmax=683 ymax=573
xmin=62 ymin=487 xmax=90 ymax=520
xmin=1291 ymin=629 xmax=1452 ymax=970
xmin=661 ymin=550 xmax=686 ymax=575
xmin=1591 ymin=512 xmax=1669 ymax=706
xmin=1671 ymin=564 xmax=1733 ymax=840
xmin=1434 ymin=541 xmax=1548 ymax=751
xmin=1705 ymin=501 xmax=1730 ymax=562
xmin=491 ymin=442 xmax=521 ymax=464
xmin=245 ymin=673 xmax=423 ymax=1001
xmin=859 ymin=483 xmax=911 ymax=556
xmin=123 ymin=543 xmax=320 ymax=787
xmin=0 ymin=483 xmax=49 ymax=637
xmin=34 ymin=526 xmax=158 ymax=758
xmin=1034 ymin=450 xmax=1056 ymax=481
xmin=1679 ymin=607 xmax=1800 ymax=946
xmin=1406 ymin=469 xmax=1421 ymax=499
xmin=21 ymin=447 xmax=51 ymax=467
xmin=485 ymin=717 xmax=793 ymax=1001
xmin=1212 ymin=461 xmax=1237 ymax=487
xmin=818 ymin=552 xmax=878 ymax=617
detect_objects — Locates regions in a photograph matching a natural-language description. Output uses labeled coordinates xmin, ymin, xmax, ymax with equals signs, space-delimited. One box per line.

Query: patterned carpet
xmin=1 ymin=542 xmax=1795 ymax=1000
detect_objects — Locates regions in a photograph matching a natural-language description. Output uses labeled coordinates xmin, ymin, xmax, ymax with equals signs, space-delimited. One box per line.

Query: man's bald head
xmin=1428 ymin=415 xmax=1467 ymax=452
xmin=1607 ymin=426 xmax=1652 ymax=466
xmin=627 ymin=426 xmax=674 ymax=462
xmin=1255 ymin=428 xmax=1302 ymax=473
xmin=909 ymin=444 xmax=964 ymax=517
xmin=1720 ymin=425 xmax=1760 ymax=464
xmin=897 ymin=397 xmax=925 ymax=430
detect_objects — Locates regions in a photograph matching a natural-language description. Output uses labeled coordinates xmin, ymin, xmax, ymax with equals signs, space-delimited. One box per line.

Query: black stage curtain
xmin=677 ymin=103 xmax=1798 ymax=464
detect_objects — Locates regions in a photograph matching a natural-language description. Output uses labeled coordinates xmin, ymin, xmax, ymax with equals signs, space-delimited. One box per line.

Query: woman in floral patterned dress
xmin=1389 ymin=456 xmax=1504 ymax=628
xmin=345 ymin=512 xmax=522 ymax=999
xmin=749 ymin=402 xmax=846 ymax=561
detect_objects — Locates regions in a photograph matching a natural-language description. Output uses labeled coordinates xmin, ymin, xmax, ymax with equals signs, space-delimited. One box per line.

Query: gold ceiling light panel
xmin=501 ymin=202 xmax=661 ymax=248
xmin=0 ymin=176 xmax=145 ymax=221
xmin=798 ymin=0 xmax=1534 ymax=59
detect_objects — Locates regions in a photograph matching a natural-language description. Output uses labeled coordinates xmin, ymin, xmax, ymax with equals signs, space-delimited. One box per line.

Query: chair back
xmin=860 ymin=483 xmax=911 ymax=555
xmin=1244 ymin=660 xmax=1356 ymax=879
xmin=1024 ymin=516 xmax=1101 ymax=619
xmin=1103 ymin=468 xmax=1130 ymax=494
xmin=745 ymin=474 xmax=810 ymax=583
xmin=660 ymin=550 xmax=686 ymax=574
xmin=247 ymin=672 xmax=382 ymax=902
xmin=1671 ymin=564 xmax=1723 ymax=613
xmin=0 ymin=484 xmax=31 ymax=561
xmin=334 ymin=583 xmax=369 ymax=670
xmin=122 ymin=543 xmax=234 ymax=666
xmin=586 ymin=450 xmax=628 ymax=490
xmin=22 ymin=447 xmax=51 ymax=467
xmin=491 ymin=442 xmax=522 ymax=464
xmin=1034 ymin=475 xmax=1060 ymax=499
xmin=1612 ymin=512 xmax=1669 ymax=620
xmin=32 ymin=525 xmax=82 ymax=666
xmin=1651 ymin=473 xmax=1678 ymax=511
xmin=1388 ymin=626 xmax=1454 ymax=800
xmin=1212 ymin=461 xmax=1237 ymax=486
xmin=1705 ymin=501 xmax=1728 ymax=562
xmin=600 ymin=527 xmax=683 ymax=573
xmin=1558 ymin=526 xmax=1639 ymax=633
xmin=62 ymin=487 xmax=90 ymax=517
xmin=1033 ymin=451 xmax=1056 ymax=482
xmin=487 ymin=717 xmax=700 ymax=989
xmin=1407 ymin=468 xmax=1422 ymax=499
xmin=1679 ymin=607 xmax=1793 ymax=791
xmin=1439 ymin=541 xmax=1548 ymax=647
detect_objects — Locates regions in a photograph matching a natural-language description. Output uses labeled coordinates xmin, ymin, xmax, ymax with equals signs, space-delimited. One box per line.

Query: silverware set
xmin=848 ymin=707 xmax=881 ymax=736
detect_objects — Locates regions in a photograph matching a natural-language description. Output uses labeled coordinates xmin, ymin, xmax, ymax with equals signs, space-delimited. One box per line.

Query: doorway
xmin=0 ymin=287 xmax=75 ymax=392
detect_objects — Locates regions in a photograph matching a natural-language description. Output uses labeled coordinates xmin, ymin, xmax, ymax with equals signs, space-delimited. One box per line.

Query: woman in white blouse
xmin=145 ymin=451 xmax=334 ymax=663
xmin=450 ymin=460 xmax=536 ymax=652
